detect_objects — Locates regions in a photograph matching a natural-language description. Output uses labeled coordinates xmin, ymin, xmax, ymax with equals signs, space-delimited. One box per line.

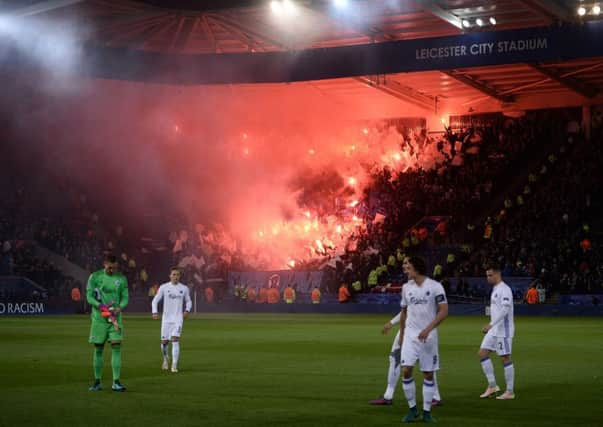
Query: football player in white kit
xmin=478 ymin=264 xmax=515 ymax=400
xmin=369 ymin=258 xmax=443 ymax=407
xmin=399 ymin=256 xmax=448 ymax=424
xmin=369 ymin=312 xmax=443 ymax=406
xmin=152 ymin=267 xmax=192 ymax=373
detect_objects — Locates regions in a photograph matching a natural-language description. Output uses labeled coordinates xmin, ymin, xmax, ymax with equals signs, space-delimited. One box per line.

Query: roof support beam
xmin=498 ymin=61 xmax=603 ymax=96
xmin=96 ymin=12 xmax=171 ymax=43
xmin=7 ymin=0 xmax=84 ymax=17
xmin=301 ymin=3 xmax=396 ymax=42
xmin=128 ymin=21 xmax=172 ymax=50
xmin=527 ymin=63 xmax=599 ymax=98
xmin=356 ymin=76 xmax=435 ymax=111
xmin=462 ymin=61 xmax=603 ymax=106
xmin=442 ymin=70 xmax=515 ymax=103
xmin=138 ymin=17 xmax=180 ymax=50
xmin=520 ymin=0 xmax=574 ymax=23
xmin=205 ymin=16 xmax=256 ymax=51
xmin=515 ymin=0 xmax=554 ymax=24
xmin=414 ymin=0 xmax=463 ymax=29
xmin=103 ymin=13 xmax=172 ymax=47
xmin=170 ymin=16 xmax=197 ymax=52
xmin=206 ymin=13 xmax=289 ymax=50
xmin=200 ymin=14 xmax=218 ymax=53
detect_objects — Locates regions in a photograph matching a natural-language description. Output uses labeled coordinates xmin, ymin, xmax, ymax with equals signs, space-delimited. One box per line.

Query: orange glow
xmin=7 ymin=76 xmax=451 ymax=272
xmin=315 ymin=239 xmax=325 ymax=253
xmin=183 ymin=119 xmax=445 ymax=269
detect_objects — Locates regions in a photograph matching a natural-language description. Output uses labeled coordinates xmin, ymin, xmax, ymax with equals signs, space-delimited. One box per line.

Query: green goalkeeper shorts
xmin=89 ymin=320 xmax=124 ymax=344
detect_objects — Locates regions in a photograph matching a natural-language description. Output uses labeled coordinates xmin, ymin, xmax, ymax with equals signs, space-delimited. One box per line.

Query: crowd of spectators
xmin=322 ymin=113 xmax=548 ymax=286
xmin=3 ymin=108 xmax=601 ymax=304
xmin=455 ymin=128 xmax=602 ymax=295
xmin=0 ymin=159 xmax=153 ymax=297
xmin=326 ymin=109 xmax=601 ymax=299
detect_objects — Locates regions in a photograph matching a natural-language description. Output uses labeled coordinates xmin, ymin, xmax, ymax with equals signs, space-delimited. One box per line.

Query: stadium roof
xmin=1 ymin=0 xmax=573 ymax=53
xmin=2 ymin=0 xmax=603 ymax=115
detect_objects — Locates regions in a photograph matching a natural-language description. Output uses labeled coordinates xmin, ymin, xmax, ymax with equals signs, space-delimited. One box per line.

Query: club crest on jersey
xmin=409 ymin=296 xmax=428 ymax=305
xmin=115 ymin=280 xmax=121 ymax=286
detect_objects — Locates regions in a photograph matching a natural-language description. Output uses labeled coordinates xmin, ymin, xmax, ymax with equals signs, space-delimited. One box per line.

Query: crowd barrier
xmin=2 ymin=286 xmax=602 ymax=316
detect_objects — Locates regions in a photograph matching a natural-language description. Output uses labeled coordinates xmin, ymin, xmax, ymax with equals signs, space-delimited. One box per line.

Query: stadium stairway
xmin=32 ymin=241 xmax=89 ymax=284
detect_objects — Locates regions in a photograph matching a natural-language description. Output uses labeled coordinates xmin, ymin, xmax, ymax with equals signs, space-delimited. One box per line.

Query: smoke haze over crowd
xmin=0 ymin=12 xmax=446 ymax=269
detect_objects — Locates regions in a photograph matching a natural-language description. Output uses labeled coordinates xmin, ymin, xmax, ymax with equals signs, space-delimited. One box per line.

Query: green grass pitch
xmin=1 ymin=314 xmax=602 ymax=426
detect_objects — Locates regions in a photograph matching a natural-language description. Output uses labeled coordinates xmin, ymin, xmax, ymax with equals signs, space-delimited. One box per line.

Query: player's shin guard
xmin=93 ymin=345 xmax=104 ymax=380
xmin=171 ymin=341 xmax=180 ymax=368
xmin=480 ymin=357 xmax=497 ymax=387
xmin=111 ymin=345 xmax=122 ymax=381
xmin=503 ymin=362 xmax=514 ymax=393
xmin=384 ymin=352 xmax=401 ymax=400
xmin=422 ymin=379 xmax=435 ymax=412
xmin=402 ymin=377 xmax=416 ymax=408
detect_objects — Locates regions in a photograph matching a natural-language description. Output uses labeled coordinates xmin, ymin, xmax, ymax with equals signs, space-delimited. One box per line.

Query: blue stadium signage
xmin=3 ymin=21 xmax=603 ymax=83
xmin=414 ymin=37 xmax=549 ymax=60
xmin=0 ymin=302 xmax=45 ymax=315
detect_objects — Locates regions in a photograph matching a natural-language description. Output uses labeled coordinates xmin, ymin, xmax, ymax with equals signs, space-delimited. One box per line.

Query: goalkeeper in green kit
xmin=86 ymin=254 xmax=129 ymax=392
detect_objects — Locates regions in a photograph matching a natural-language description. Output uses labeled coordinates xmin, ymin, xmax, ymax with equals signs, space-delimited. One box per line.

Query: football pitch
xmin=1 ymin=314 xmax=602 ymax=427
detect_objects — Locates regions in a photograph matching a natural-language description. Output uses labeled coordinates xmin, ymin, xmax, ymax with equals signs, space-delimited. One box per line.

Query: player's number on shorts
xmin=498 ymin=342 xmax=503 ymax=351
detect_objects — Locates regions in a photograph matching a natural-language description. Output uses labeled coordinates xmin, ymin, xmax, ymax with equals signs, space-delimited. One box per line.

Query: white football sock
xmin=503 ymin=362 xmax=514 ymax=393
xmin=422 ymin=379 xmax=435 ymax=412
xmin=171 ymin=341 xmax=180 ymax=367
xmin=384 ymin=350 xmax=401 ymax=400
xmin=402 ymin=377 xmax=416 ymax=408
xmin=480 ymin=357 xmax=497 ymax=387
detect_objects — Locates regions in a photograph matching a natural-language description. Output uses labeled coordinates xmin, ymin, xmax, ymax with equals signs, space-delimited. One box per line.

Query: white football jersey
xmin=489 ymin=281 xmax=514 ymax=337
xmin=152 ymin=282 xmax=192 ymax=323
xmin=400 ymin=277 xmax=447 ymax=340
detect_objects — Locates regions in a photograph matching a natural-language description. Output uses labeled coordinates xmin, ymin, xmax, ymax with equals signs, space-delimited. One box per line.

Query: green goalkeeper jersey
xmin=86 ymin=269 xmax=129 ymax=323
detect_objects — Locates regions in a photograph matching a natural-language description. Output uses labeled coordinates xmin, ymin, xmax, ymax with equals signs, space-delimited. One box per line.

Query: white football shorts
xmin=480 ymin=331 xmax=513 ymax=356
xmin=400 ymin=333 xmax=440 ymax=372
xmin=161 ymin=321 xmax=183 ymax=340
